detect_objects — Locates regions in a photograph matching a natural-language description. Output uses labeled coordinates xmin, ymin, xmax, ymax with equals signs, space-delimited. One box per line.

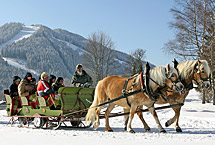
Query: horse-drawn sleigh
xmin=4 ymin=87 xmax=94 ymax=129
xmin=3 ymin=60 xmax=211 ymax=133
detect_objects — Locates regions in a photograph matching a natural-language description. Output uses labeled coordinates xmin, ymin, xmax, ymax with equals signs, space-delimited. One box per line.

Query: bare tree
xmin=82 ymin=31 xmax=117 ymax=84
xmin=163 ymin=0 xmax=215 ymax=104
xmin=125 ymin=48 xmax=146 ymax=76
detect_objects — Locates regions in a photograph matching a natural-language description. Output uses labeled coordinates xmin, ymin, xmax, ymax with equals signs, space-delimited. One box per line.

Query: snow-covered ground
xmin=2 ymin=57 xmax=39 ymax=75
xmin=0 ymin=100 xmax=5 ymax=105
xmin=0 ymin=89 xmax=215 ymax=145
xmin=0 ymin=25 xmax=39 ymax=50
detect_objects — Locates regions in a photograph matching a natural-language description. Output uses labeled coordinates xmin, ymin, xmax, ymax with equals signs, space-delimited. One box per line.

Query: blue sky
xmin=0 ymin=0 xmax=175 ymax=66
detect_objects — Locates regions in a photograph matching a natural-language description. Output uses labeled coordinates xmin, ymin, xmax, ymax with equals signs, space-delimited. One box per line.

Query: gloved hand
xmin=45 ymin=89 xmax=55 ymax=95
xmin=83 ymin=83 xmax=90 ymax=88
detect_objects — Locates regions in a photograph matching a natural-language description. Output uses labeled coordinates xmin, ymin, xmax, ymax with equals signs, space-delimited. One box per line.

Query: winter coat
xmin=71 ymin=70 xmax=93 ymax=87
xmin=18 ymin=79 xmax=35 ymax=97
xmin=37 ymin=80 xmax=53 ymax=99
xmin=49 ymin=75 xmax=56 ymax=89
xmin=9 ymin=83 xmax=19 ymax=98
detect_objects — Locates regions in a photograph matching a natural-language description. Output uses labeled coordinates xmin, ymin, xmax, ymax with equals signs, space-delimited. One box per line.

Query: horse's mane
xmin=147 ymin=65 xmax=178 ymax=89
xmin=177 ymin=60 xmax=210 ymax=80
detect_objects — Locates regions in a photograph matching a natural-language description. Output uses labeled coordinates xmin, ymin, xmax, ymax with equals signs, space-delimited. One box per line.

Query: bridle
xmin=165 ymin=71 xmax=182 ymax=92
xmin=193 ymin=63 xmax=211 ymax=87
xmin=148 ymin=68 xmax=182 ymax=93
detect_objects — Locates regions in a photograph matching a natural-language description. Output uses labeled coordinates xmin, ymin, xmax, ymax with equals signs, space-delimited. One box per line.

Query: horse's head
xmin=150 ymin=64 xmax=184 ymax=93
xmin=193 ymin=60 xmax=211 ymax=89
xmin=164 ymin=64 xmax=184 ymax=92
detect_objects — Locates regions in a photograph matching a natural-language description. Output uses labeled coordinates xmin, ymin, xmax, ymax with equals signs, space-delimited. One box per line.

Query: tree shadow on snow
xmin=178 ymin=128 xmax=215 ymax=135
xmin=57 ymin=126 xmax=176 ymax=134
xmin=0 ymin=121 xmax=9 ymax=125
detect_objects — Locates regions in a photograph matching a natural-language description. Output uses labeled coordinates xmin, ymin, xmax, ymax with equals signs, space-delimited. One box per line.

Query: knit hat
xmin=76 ymin=64 xmax=83 ymax=69
xmin=31 ymin=78 xmax=36 ymax=82
xmin=40 ymin=72 xmax=49 ymax=80
xmin=56 ymin=77 xmax=64 ymax=83
xmin=13 ymin=76 xmax=21 ymax=83
xmin=24 ymin=72 xmax=32 ymax=79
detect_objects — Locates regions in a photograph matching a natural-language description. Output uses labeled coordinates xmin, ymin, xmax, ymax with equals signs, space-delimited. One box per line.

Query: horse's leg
xmin=92 ymin=84 xmax=108 ymax=130
xmin=148 ymin=106 xmax=166 ymax=133
xmin=126 ymin=105 xmax=137 ymax=133
xmin=93 ymin=106 xmax=103 ymax=130
xmin=165 ymin=106 xmax=182 ymax=132
xmin=136 ymin=106 xmax=151 ymax=131
xmin=174 ymin=107 xmax=182 ymax=132
xmin=123 ymin=108 xmax=129 ymax=131
xmin=105 ymin=103 xmax=115 ymax=132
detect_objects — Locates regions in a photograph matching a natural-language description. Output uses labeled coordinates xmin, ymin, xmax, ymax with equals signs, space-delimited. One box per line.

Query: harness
xmin=121 ymin=71 xmax=169 ymax=107
xmin=180 ymin=63 xmax=210 ymax=90
xmin=193 ymin=70 xmax=211 ymax=87
xmin=179 ymin=76 xmax=194 ymax=91
xmin=122 ymin=74 xmax=142 ymax=107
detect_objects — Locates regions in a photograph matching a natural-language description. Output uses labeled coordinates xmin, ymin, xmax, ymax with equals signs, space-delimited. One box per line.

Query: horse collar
xmin=141 ymin=72 xmax=158 ymax=101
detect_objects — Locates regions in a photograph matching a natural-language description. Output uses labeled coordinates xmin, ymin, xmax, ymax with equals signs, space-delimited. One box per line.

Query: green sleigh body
xmin=4 ymin=87 xmax=94 ymax=129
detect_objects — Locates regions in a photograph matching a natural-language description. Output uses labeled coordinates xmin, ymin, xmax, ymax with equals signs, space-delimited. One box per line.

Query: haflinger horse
xmin=124 ymin=59 xmax=211 ymax=132
xmin=85 ymin=64 xmax=184 ymax=133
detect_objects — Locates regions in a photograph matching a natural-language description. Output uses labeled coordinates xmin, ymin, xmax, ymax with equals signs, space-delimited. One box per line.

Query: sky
xmin=0 ymin=0 xmax=176 ymax=66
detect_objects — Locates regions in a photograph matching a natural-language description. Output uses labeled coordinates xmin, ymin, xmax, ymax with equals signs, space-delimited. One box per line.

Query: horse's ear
xmin=166 ymin=64 xmax=171 ymax=73
xmin=146 ymin=62 xmax=150 ymax=70
xmin=197 ymin=59 xmax=202 ymax=64
xmin=194 ymin=59 xmax=201 ymax=72
xmin=144 ymin=62 xmax=150 ymax=75
xmin=172 ymin=58 xmax=179 ymax=69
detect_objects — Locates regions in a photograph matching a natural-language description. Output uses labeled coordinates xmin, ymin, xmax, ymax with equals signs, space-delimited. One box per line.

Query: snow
xmin=115 ymin=58 xmax=125 ymax=64
xmin=0 ymin=89 xmax=215 ymax=145
xmin=0 ymin=25 xmax=39 ymax=50
xmin=0 ymin=101 xmax=5 ymax=105
xmin=52 ymin=36 xmax=81 ymax=51
xmin=2 ymin=57 xmax=39 ymax=75
xmin=52 ymin=36 xmax=88 ymax=56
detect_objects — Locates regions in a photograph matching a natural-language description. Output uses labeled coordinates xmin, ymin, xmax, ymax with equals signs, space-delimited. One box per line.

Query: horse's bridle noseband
xmin=193 ymin=63 xmax=211 ymax=87
xmin=164 ymin=69 xmax=182 ymax=91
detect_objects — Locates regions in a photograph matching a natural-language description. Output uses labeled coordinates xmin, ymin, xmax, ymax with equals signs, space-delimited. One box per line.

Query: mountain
xmin=0 ymin=22 xmax=154 ymax=99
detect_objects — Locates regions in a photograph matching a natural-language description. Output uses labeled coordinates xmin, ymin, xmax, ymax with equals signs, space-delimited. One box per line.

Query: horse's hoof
xmin=160 ymin=129 xmax=167 ymax=133
xmin=145 ymin=128 xmax=151 ymax=132
xmin=107 ymin=129 xmax=113 ymax=132
xmin=93 ymin=125 xmax=98 ymax=130
xmin=124 ymin=127 xmax=127 ymax=131
xmin=176 ymin=127 xmax=182 ymax=132
xmin=128 ymin=129 xmax=135 ymax=133
xmin=165 ymin=122 xmax=170 ymax=127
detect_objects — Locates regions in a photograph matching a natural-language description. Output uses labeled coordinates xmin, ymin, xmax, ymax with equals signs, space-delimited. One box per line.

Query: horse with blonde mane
xmin=86 ymin=64 xmax=184 ymax=133
xmin=124 ymin=59 xmax=211 ymax=132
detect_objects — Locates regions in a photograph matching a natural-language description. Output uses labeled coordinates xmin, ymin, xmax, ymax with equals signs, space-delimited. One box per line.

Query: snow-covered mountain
xmin=0 ymin=25 xmax=39 ymax=50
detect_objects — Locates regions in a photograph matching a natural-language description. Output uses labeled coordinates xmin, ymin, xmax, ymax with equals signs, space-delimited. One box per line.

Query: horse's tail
xmin=85 ymin=80 xmax=103 ymax=124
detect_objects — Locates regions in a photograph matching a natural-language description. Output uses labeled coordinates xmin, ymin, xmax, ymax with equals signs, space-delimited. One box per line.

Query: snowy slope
xmin=0 ymin=25 xmax=39 ymax=50
xmin=0 ymin=25 xmax=40 ymax=75
xmin=2 ymin=57 xmax=39 ymax=75
xmin=0 ymin=89 xmax=215 ymax=145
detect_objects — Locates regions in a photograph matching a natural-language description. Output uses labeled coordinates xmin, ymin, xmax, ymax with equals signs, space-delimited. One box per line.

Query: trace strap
xmin=122 ymin=77 xmax=133 ymax=107
xmin=97 ymin=89 xmax=143 ymax=107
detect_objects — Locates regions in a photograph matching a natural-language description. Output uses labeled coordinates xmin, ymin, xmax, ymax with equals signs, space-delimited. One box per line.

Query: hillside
xmin=0 ymin=22 xmax=154 ymax=99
